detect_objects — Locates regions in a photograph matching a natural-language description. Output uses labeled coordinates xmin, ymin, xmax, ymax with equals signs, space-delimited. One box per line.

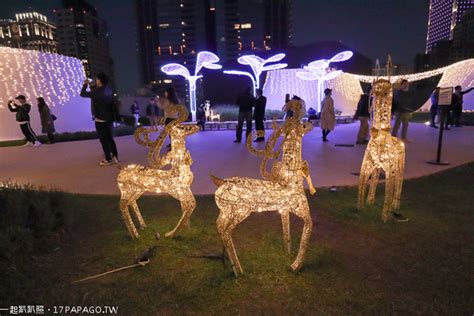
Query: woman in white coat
xmin=320 ymin=88 xmax=336 ymax=142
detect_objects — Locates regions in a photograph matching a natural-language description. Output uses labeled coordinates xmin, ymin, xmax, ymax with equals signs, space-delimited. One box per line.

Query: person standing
xmin=253 ymin=88 xmax=267 ymax=142
xmin=283 ymin=93 xmax=292 ymax=119
xmin=157 ymin=87 xmax=180 ymax=125
xmin=391 ymin=79 xmax=411 ymax=141
xmin=80 ymin=73 xmax=119 ymax=166
xmin=354 ymin=88 xmax=371 ymax=144
xmin=320 ymin=88 xmax=335 ymax=142
xmin=130 ymin=100 xmax=140 ymax=126
xmin=234 ymin=87 xmax=255 ymax=143
xmin=196 ymin=103 xmax=206 ymax=131
xmin=146 ymin=97 xmax=158 ymax=129
xmin=7 ymin=95 xmax=40 ymax=146
xmin=451 ymin=85 xmax=474 ymax=127
xmin=37 ymin=97 xmax=56 ymax=144
xmin=429 ymin=87 xmax=440 ymax=128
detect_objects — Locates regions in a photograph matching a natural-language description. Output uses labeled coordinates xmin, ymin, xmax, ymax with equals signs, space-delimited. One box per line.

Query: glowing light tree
xmin=224 ymin=53 xmax=287 ymax=96
xmin=161 ymin=51 xmax=222 ymax=121
xmin=296 ymin=51 xmax=353 ymax=111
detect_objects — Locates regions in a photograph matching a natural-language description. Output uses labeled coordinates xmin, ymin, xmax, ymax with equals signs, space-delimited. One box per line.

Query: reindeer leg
xmin=393 ymin=153 xmax=405 ymax=211
xmin=119 ymin=196 xmax=139 ymax=239
xmin=281 ymin=210 xmax=291 ymax=254
xmin=165 ymin=190 xmax=196 ymax=238
xmin=290 ymin=200 xmax=313 ymax=272
xmin=367 ymin=167 xmax=380 ymax=205
xmin=382 ymin=168 xmax=395 ymax=223
xmin=216 ymin=210 xmax=248 ymax=276
xmin=358 ymin=158 xmax=373 ymax=209
xmin=130 ymin=194 xmax=146 ymax=229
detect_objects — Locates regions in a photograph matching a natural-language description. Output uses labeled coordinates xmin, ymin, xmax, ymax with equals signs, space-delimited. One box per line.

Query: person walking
xmin=130 ymin=100 xmax=140 ymax=126
xmin=37 ymin=97 xmax=56 ymax=144
xmin=451 ymin=85 xmax=473 ymax=127
xmin=391 ymin=79 xmax=412 ymax=141
xmin=7 ymin=95 xmax=40 ymax=146
xmin=320 ymin=88 xmax=335 ymax=142
xmin=234 ymin=87 xmax=255 ymax=143
xmin=354 ymin=88 xmax=371 ymax=144
xmin=253 ymin=88 xmax=267 ymax=142
xmin=80 ymin=73 xmax=119 ymax=166
xmin=429 ymin=87 xmax=440 ymax=128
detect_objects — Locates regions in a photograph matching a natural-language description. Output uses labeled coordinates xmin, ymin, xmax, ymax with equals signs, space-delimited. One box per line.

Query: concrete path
xmin=1 ymin=123 xmax=473 ymax=195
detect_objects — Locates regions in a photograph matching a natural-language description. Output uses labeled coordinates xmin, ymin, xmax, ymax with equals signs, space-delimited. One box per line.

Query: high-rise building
xmin=0 ymin=12 xmax=58 ymax=53
xmin=426 ymin=0 xmax=474 ymax=53
xmin=54 ymin=0 xmax=114 ymax=82
xmin=451 ymin=8 xmax=474 ymax=62
xmin=215 ymin=0 xmax=291 ymax=64
xmin=136 ymin=0 xmax=292 ymax=86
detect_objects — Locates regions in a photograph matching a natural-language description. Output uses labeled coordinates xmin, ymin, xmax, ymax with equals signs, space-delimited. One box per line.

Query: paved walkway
xmin=1 ymin=123 xmax=473 ymax=195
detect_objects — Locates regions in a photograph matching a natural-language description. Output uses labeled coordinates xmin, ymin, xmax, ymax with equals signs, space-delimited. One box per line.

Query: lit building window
xmin=241 ymin=23 xmax=252 ymax=29
xmin=146 ymin=25 xmax=152 ymax=30
xmin=159 ymin=24 xmax=169 ymax=28
xmin=34 ymin=23 xmax=39 ymax=35
xmin=234 ymin=24 xmax=240 ymax=29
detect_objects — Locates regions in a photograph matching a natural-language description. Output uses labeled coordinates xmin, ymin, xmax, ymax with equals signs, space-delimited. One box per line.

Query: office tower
xmin=426 ymin=0 xmax=474 ymax=53
xmin=54 ymin=0 xmax=114 ymax=81
xmin=0 ymin=12 xmax=58 ymax=53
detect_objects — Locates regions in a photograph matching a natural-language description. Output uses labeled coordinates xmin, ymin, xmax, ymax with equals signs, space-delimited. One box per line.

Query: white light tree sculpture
xmin=161 ymin=51 xmax=222 ymax=121
xmin=224 ymin=53 xmax=288 ymax=96
xmin=296 ymin=51 xmax=353 ymax=112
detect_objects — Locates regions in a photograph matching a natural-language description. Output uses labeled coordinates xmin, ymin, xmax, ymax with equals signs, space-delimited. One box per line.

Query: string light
xmin=211 ymin=100 xmax=316 ymax=276
xmin=224 ymin=53 xmax=287 ymax=96
xmin=296 ymin=51 xmax=353 ymax=111
xmin=358 ymin=57 xmax=405 ymax=222
xmin=118 ymin=105 xmax=200 ymax=239
xmin=0 ymin=47 xmax=85 ymax=109
xmin=161 ymin=51 xmax=222 ymax=121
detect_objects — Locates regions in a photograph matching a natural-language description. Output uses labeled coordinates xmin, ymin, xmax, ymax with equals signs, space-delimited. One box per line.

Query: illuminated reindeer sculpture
xmin=211 ymin=100 xmax=316 ymax=276
xmin=118 ymin=105 xmax=200 ymax=238
xmin=357 ymin=58 xmax=405 ymax=222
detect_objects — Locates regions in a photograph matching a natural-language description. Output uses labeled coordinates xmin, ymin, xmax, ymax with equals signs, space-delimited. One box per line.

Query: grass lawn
xmin=1 ymin=164 xmax=473 ymax=314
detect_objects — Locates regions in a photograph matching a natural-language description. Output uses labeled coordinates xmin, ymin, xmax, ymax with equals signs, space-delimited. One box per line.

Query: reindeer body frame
xmin=357 ymin=77 xmax=406 ymax=222
xmin=118 ymin=105 xmax=200 ymax=239
xmin=212 ymin=100 xmax=316 ymax=276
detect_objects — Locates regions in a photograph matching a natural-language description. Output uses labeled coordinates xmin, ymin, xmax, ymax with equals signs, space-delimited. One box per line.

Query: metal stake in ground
xmin=427 ymin=87 xmax=452 ymax=166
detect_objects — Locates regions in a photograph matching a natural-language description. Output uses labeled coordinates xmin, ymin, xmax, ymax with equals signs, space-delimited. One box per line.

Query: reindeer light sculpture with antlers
xmin=357 ymin=57 xmax=406 ymax=222
xmin=117 ymin=105 xmax=200 ymax=239
xmin=211 ymin=100 xmax=316 ymax=276
xmin=224 ymin=53 xmax=287 ymax=96
xmin=296 ymin=51 xmax=353 ymax=111
xmin=161 ymin=51 xmax=222 ymax=121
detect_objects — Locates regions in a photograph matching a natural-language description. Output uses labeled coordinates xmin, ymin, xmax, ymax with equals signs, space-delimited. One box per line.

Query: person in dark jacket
xmin=130 ymin=100 xmax=140 ymax=126
xmin=80 ymin=73 xmax=119 ymax=166
xmin=307 ymin=107 xmax=317 ymax=122
xmin=391 ymin=79 xmax=411 ymax=141
xmin=451 ymin=85 xmax=473 ymax=127
xmin=253 ymin=88 xmax=267 ymax=142
xmin=355 ymin=88 xmax=371 ymax=144
xmin=37 ymin=97 xmax=55 ymax=144
xmin=234 ymin=87 xmax=255 ymax=143
xmin=196 ymin=103 xmax=206 ymax=131
xmin=7 ymin=95 xmax=40 ymax=146
xmin=429 ymin=87 xmax=440 ymax=128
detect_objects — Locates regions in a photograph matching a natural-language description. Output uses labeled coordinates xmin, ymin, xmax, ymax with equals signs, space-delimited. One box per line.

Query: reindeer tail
xmin=210 ymin=174 xmax=225 ymax=187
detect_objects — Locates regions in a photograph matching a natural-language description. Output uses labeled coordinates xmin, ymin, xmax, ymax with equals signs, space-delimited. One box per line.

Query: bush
xmin=0 ymin=183 xmax=72 ymax=262
xmin=410 ymin=111 xmax=474 ymax=126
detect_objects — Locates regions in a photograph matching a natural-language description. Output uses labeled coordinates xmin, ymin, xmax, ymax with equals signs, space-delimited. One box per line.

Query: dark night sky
xmin=0 ymin=0 xmax=430 ymax=94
